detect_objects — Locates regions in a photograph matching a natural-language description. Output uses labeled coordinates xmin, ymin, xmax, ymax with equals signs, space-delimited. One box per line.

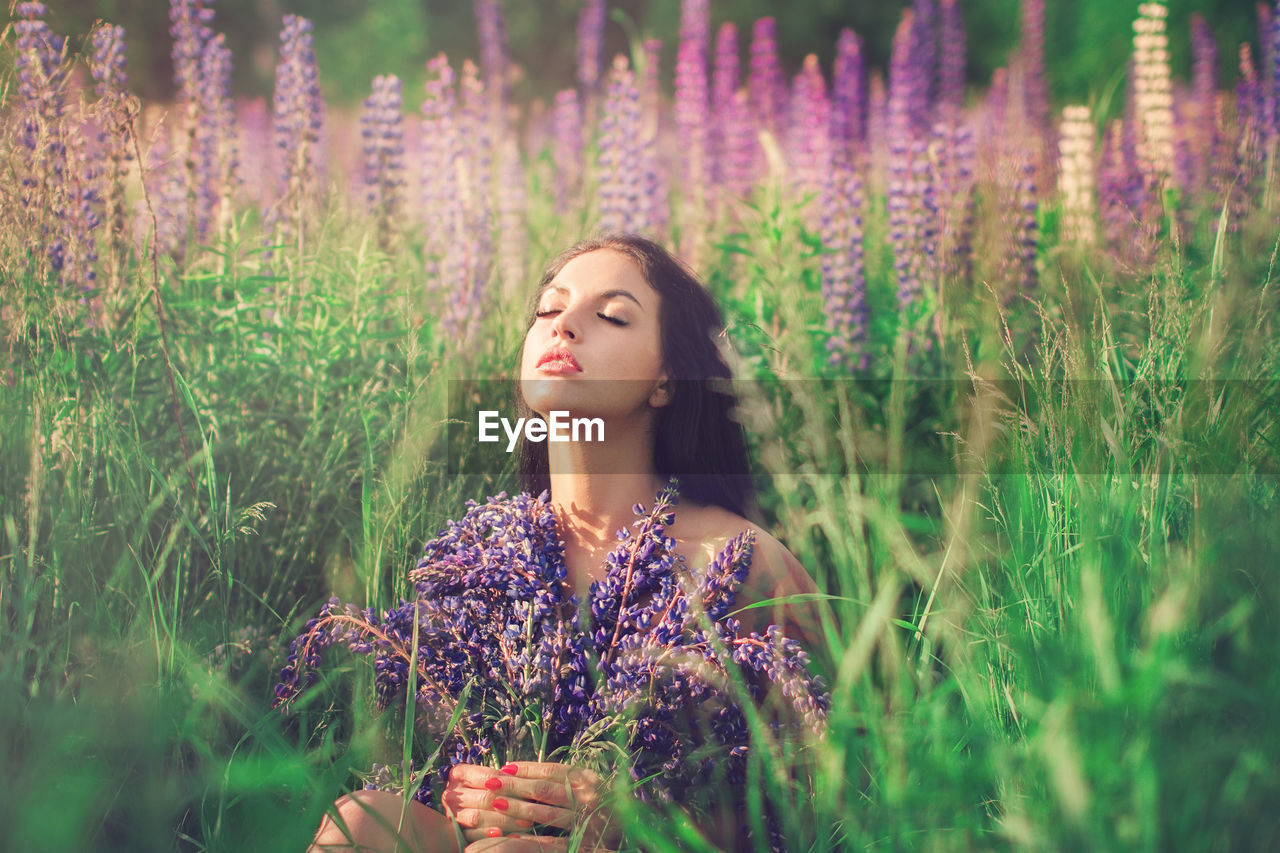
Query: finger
xmin=496 ymin=762 xmax=567 ymax=782
xmin=484 ymin=774 xmax=575 ymax=809
xmin=465 ymin=837 xmax=568 ymax=852
xmin=498 ymin=764 xmax=605 ymax=810
xmin=461 ymin=818 xmax=536 ymax=843
xmin=446 ymin=785 xmax=517 ymax=814
xmin=449 ymin=763 xmax=505 ymax=789
xmin=455 ymin=800 xmax=575 ymax=831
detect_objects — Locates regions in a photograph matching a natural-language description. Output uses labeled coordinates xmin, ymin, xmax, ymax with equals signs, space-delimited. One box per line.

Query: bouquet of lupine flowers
xmin=274 ymin=478 xmax=829 ymax=845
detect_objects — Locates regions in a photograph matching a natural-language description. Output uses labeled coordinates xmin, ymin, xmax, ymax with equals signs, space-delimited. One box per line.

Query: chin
xmin=520 ymin=378 xmax=589 ymax=417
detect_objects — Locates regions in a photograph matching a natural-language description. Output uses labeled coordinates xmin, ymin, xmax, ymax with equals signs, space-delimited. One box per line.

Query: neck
xmin=545 ymin=413 xmax=668 ymax=587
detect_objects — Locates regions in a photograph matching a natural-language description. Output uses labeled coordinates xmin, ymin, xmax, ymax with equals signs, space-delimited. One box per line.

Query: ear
xmin=648 ymin=372 xmax=672 ymax=408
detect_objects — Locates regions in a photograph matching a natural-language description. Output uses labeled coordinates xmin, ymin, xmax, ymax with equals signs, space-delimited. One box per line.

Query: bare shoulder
xmin=674 ymin=504 xmax=816 ymax=597
xmin=673 ymin=502 xmax=823 ymax=648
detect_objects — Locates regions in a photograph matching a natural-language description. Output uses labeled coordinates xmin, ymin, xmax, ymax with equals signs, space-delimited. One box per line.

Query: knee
xmin=309 ymin=788 xmax=450 ymax=853
xmin=310 ymin=789 xmax=397 ymax=849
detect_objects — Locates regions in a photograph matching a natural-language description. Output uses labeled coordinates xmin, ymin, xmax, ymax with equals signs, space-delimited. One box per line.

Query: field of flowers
xmin=2 ymin=0 xmax=1279 ymax=849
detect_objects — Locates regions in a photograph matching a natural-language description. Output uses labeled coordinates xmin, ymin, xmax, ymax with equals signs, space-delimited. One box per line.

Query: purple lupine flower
xmin=169 ymin=0 xmax=214 ymax=107
xmin=909 ymin=0 xmax=937 ymax=133
xmin=887 ymin=10 xmax=922 ymax=312
xmin=13 ymin=2 xmax=88 ymax=297
xmin=1003 ymin=148 xmax=1037 ymax=299
xmin=820 ymin=150 xmax=867 ymax=372
xmin=14 ymin=2 xmax=67 ymax=152
xmin=473 ymin=0 xmax=510 ymax=127
xmin=420 ymin=54 xmax=462 ymax=292
xmin=268 ymin=14 xmax=325 ymax=250
xmin=1236 ymin=41 xmax=1263 ymax=153
xmin=577 ymin=0 xmax=607 ymax=96
xmin=598 ymin=54 xmax=645 ymax=234
xmin=1268 ymin=0 xmax=1280 ymax=147
xmin=1019 ymin=0 xmax=1048 ymax=140
xmin=196 ymin=32 xmax=236 ymax=242
xmin=437 ymin=58 xmax=496 ymax=347
xmin=1229 ymin=43 xmax=1264 ymax=230
xmin=639 ymin=38 xmax=669 ymax=235
xmin=90 ymin=23 xmax=128 ymax=100
xmin=360 ymin=74 xmax=405 ymax=249
xmin=551 ymin=88 xmax=583 ymax=214
xmin=831 ymin=28 xmax=866 ymax=165
xmin=1096 ymin=119 xmax=1127 ymax=250
xmin=942 ymin=118 xmax=977 ymax=282
xmin=496 ymin=137 xmax=527 ymax=295
xmin=1189 ymin=15 xmax=1218 ymax=200
xmin=937 ymin=0 xmax=966 ymax=120
xmin=61 ymin=139 xmax=103 ymax=307
xmin=459 ymin=58 xmax=494 ymax=214
xmin=141 ymin=130 xmax=189 ymax=260
xmin=721 ymin=87 xmax=755 ymax=199
xmin=711 ymin=22 xmax=740 ymax=187
xmin=674 ymin=0 xmax=711 ymax=218
xmin=168 ymin=0 xmax=215 ymax=252
xmin=908 ymin=134 xmax=940 ymax=310
xmin=88 ymin=22 xmax=133 ymax=298
xmin=748 ymin=17 xmax=786 ymax=166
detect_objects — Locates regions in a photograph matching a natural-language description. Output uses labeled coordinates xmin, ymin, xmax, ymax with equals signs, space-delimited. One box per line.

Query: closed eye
xmin=534 ymin=309 xmax=628 ymax=327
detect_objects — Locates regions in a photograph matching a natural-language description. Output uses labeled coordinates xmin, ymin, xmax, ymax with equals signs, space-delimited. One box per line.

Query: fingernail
xmin=493 ymin=797 xmax=509 ymax=811
xmin=484 ymin=777 xmax=503 ymax=791
xmin=487 ymin=827 xmax=502 ymax=838
xmin=515 ymin=819 xmax=533 ymax=828
xmin=500 ymin=763 xmax=518 ymax=775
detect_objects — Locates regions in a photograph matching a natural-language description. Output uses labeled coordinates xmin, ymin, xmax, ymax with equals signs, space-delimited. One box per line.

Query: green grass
xmin=3 ymin=151 xmax=1280 ymax=851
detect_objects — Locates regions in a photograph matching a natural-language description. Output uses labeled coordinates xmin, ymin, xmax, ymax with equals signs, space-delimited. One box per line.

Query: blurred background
xmin=1 ymin=0 xmax=1264 ymax=108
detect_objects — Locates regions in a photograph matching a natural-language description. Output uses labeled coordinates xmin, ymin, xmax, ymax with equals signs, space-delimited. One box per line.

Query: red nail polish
xmin=493 ymin=797 xmax=509 ymax=811
xmin=500 ymin=763 xmax=518 ymax=775
xmin=487 ymin=827 xmax=502 ymax=838
xmin=485 ymin=776 xmax=503 ymax=791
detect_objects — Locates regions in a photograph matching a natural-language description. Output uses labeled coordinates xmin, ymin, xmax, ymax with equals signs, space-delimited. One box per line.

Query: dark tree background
xmin=1 ymin=0 xmax=1263 ymax=112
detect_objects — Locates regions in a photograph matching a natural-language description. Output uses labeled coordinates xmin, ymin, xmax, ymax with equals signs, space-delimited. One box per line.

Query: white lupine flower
xmin=1057 ymin=105 xmax=1096 ymax=244
xmin=1132 ymin=0 xmax=1175 ymax=180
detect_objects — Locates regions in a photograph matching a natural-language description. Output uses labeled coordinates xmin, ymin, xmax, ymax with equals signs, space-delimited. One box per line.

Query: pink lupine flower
xmin=749 ymin=17 xmax=786 ymax=155
xmin=711 ymin=22 xmax=740 ymax=187
xmin=577 ymin=0 xmax=607 ymax=96
xmin=674 ymin=0 xmax=710 ymax=204
xmin=552 ymin=88 xmax=583 ymax=214
xmin=938 ymin=0 xmax=966 ymax=120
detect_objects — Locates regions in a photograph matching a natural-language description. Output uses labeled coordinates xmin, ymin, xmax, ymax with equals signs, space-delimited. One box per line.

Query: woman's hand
xmin=462 ymin=836 xmax=568 ymax=852
xmin=442 ymin=761 xmax=619 ymax=849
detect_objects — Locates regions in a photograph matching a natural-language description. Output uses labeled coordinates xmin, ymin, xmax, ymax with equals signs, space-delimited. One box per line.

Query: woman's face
xmin=520 ymin=249 xmax=670 ymax=420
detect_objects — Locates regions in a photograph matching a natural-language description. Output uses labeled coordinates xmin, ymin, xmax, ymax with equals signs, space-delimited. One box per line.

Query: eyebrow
xmin=542 ymin=283 xmax=645 ymax=308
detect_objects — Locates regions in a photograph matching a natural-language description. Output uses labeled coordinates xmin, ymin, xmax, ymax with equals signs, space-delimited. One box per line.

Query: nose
xmin=550 ymin=305 xmax=579 ymax=340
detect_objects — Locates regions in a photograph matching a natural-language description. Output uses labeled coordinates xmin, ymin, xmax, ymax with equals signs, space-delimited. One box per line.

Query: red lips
xmin=536 ymin=346 xmax=582 ymax=371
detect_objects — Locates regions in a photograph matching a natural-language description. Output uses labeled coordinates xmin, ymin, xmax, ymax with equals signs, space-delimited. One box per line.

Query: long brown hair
xmin=516 ymin=234 xmax=760 ymax=522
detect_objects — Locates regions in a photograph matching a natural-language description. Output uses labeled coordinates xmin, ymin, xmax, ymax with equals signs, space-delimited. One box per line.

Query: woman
xmin=310 ymin=235 xmax=826 ymax=852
